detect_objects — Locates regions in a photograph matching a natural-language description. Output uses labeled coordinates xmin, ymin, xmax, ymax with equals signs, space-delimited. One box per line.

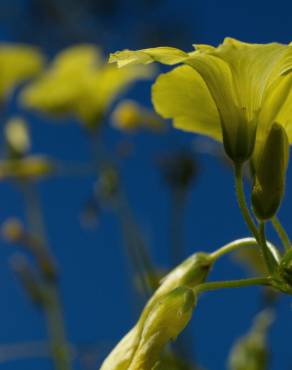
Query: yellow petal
xmin=52 ymin=44 xmax=103 ymax=72
xmin=109 ymin=47 xmax=189 ymax=67
xmin=152 ymin=65 xmax=221 ymax=141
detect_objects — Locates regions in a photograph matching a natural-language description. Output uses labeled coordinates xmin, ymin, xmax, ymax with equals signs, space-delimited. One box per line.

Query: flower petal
xmin=109 ymin=47 xmax=189 ymax=67
xmin=152 ymin=65 xmax=221 ymax=141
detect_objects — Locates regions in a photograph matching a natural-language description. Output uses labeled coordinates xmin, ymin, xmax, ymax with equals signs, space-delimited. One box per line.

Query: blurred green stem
xmin=271 ymin=216 xmax=291 ymax=251
xmin=170 ymin=188 xmax=186 ymax=267
xmin=90 ymin=131 xmax=158 ymax=298
xmin=20 ymin=182 xmax=72 ymax=370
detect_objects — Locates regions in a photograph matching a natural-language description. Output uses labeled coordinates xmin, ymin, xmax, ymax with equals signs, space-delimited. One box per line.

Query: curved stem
xmin=271 ymin=216 xmax=291 ymax=251
xmin=210 ymin=237 xmax=257 ymax=261
xmin=194 ymin=277 xmax=272 ymax=295
xmin=234 ymin=163 xmax=259 ymax=240
xmin=259 ymin=222 xmax=277 ymax=274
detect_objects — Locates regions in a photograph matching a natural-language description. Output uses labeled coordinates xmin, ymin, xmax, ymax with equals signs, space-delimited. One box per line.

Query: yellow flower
xmin=21 ymin=44 xmax=153 ymax=128
xmin=110 ymin=39 xmax=292 ymax=164
xmin=0 ymin=44 xmax=44 ymax=101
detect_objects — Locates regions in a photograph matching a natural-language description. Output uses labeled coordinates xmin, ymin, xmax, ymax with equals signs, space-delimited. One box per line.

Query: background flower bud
xmin=228 ymin=309 xmax=274 ymax=370
xmin=251 ymin=123 xmax=289 ymax=220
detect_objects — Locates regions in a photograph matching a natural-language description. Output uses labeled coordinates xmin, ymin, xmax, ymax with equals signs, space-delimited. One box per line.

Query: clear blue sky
xmin=0 ymin=1 xmax=292 ymax=369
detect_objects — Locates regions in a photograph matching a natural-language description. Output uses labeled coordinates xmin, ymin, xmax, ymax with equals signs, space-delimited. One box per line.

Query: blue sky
xmin=0 ymin=1 xmax=292 ymax=369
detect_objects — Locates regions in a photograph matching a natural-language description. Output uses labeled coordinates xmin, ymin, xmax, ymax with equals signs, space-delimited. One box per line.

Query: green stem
xmin=45 ymin=285 xmax=72 ymax=370
xmin=271 ymin=216 xmax=291 ymax=251
xmin=170 ymin=188 xmax=187 ymax=267
xmin=259 ymin=221 xmax=277 ymax=274
xmin=20 ymin=182 xmax=72 ymax=370
xmin=234 ymin=163 xmax=259 ymax=240
xmin=195 ymin=277 xmax=272 ymax=295
xmin=210 ymin=237 xmax=258 ymax=261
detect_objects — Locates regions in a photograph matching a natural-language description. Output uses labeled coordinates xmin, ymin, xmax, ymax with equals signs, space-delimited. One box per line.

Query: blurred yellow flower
xmin=111 ymin=99 xmax=166 ymax=132
xmin=0 ymin=44 xmax=44 ymax=101
xmin=21 ymin=44 xmax=153 ymax=128
xmin=0 ymin=156 xmax=53 ymax=180
xmin=110 ymin=39 xmax=292 ymax=163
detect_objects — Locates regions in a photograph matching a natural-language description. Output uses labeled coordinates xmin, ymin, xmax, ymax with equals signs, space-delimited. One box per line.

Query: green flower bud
xmin=101 ymin=287 xmax=196 ymax=370
xmin=100 ymin=252 xmax=211 ymax=370
xmin=228 ymin=309 xmax=274 ymax=370
xmin=251 ymin=123 xmax=289 ymax=220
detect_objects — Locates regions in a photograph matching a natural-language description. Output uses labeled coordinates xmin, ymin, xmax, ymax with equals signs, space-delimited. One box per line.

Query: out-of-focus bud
xmin=232 ymin=242 xmax=281 ymax=276
xmin=228 ymin=309 xmax=274 ymax=370
xmin=95 ymin=166 xmax=120 ymax=201
xmin=153 ymin=351 xmax=197 ymax=370
xmin=0 ymin=156 xmax=54 ymax=180
xmin=111 ymin=100 xmax=166 ymax=133
xmin=251 ymin=123 xmax=289 ymax=220
xmin=11 ymin=254 xmax=45 ymax=306
xmin=100 ymin=287 xmax=196 ymax=370
xmin=2 ymin=219 xmax=57 ymax=282
xmin=5 ymin=117 xmax=30 ymax=158
xmin=100 ymin=252 xmax=212 ymax=369
xmin=1 ymin=218 xmax=25 ymax=243
xmin=159 ymin=151 xmax=198 ymax=190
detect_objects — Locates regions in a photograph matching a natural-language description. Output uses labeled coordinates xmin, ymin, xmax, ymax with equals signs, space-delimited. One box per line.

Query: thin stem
xmin=20 ymin=182 xmax=72 ymax=370
xmin=210 ymin=237 xmax=258 ymax=261
xmin=169 ymin=188 xmax=186 ymax=267
xmin=194 ymin=277 xmax=272 ymax=295
xmin=259 ymin=222 xmax=276 ymax=274
xmin=90 ymin=131 xmax=158 ymax=298
xmin=45 ymin=286 xmax=72 ymax=370
xmin=234 ymin=163 xmax=259 ymax=240
xmin=271 ymin=216 xmax=291 ymax=251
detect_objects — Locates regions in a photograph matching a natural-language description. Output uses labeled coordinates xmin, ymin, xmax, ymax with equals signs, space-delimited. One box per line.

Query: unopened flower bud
xmin=251 ymin=123 xmax=289 ymax=220
xmin=100 ymin=252 xmax=212 ymax=369
xmin=100 ymin=287 xmax=196 ymax=370
xmin=111 ymin=100 xmax=165 ymax=133
xmin=5 ymin=117 xmax=30 ymax=157
xmin=128 ymin=287 xmax=196 ymax=370
xmin=1 ymin=218 xmax=25 ymax=243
